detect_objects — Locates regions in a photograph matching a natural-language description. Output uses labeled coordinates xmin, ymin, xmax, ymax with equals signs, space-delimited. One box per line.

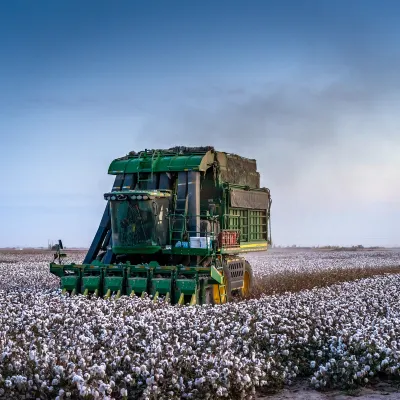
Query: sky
xmin=1 ymin=0 xmax=400 ymax=248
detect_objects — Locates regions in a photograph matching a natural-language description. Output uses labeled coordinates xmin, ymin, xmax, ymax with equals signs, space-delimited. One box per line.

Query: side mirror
xmin=53 ymin=239 xmax=67 ymax=264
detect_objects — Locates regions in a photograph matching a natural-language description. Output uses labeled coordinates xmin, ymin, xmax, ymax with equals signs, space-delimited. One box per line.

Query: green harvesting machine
xmin=50 ymin=146 xmax=272 ymax=305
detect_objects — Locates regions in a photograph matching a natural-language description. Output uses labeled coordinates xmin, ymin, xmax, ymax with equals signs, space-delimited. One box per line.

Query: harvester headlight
xmin=142 ymin=195 xmax=148 ymax=200
xmin=137 ymin=195 xmax=142 ymax=200
xmin=111 ymin=196 xmax=116 ymax=201
xmin=131 ymin=195 xmax=137 ymax=200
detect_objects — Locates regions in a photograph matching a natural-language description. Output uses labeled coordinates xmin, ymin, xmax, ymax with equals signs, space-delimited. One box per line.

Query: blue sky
xmin=1 ymin=0 xmax=400 ymax=247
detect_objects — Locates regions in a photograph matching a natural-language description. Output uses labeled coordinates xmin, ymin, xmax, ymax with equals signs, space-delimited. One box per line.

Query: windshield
xmin=110 ymin=198 xmax=169 ymax=249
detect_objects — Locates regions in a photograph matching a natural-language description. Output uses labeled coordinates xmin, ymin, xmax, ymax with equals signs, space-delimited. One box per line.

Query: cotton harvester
xmin=50 ymin=146 xmax=272 ymax=305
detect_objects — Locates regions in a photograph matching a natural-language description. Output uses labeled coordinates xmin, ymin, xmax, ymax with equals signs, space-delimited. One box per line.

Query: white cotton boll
xmin=311 ymin=376 xmax=318 ymax=385
xmin=146 ymin=376 xmax=154 ymax=386
xmin=195 ymin=377 xmax=205 ymax=386
xmin=72 ymin=374 xmax=84 ymax=385
xmin=241 ymin=326 xmax=250 ymax=334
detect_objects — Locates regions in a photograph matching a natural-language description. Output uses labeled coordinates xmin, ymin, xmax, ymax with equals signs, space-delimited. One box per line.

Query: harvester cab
xmin=50 ymin=146 xmax=272 ymax=305
xmin=105 ymin=189 xmax=172 ymax=255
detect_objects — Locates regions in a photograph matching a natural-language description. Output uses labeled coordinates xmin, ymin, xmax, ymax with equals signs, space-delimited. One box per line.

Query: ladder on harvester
xmin=170 ymin=213 xmax=187 ymax=245
xmin=136 ymin=150 xmax=160 ymax=188
xmin=171 ymin=171 xmax=189 ymax=245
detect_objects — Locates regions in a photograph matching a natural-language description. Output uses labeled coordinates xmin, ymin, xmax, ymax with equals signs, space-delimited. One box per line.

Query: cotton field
xmin=246 ymin=248 xmax=400 ymax=277
xmin=1 ymin=249 xmax=400 ymax=399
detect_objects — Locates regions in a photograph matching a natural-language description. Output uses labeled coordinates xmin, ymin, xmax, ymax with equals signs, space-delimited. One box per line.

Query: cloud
xmin=136 ymin=40 xmax=400 ymax=227
xmin=163 ymin=76 xmax=397 ymax=184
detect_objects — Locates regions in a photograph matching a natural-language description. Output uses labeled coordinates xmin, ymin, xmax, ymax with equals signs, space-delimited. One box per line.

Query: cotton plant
xmin=1 ymin=252 xmax=400 ymax=399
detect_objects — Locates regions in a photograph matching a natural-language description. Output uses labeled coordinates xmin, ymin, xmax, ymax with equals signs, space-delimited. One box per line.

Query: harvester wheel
xmin=241 ymin=260 xmax=254 ymax=297
xmin=207 ymin=281 xmax=230 ymax=304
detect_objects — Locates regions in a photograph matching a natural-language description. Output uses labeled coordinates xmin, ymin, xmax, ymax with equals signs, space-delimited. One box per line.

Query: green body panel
xmin=210 ymin=265 xmax=223 ymax=284
xmin=108 ymin=159 xmax=127 ymax=174
xmin=50 ymin=263 xmax=79 ymax=278
xmin=82 ymin=276 xmax=101 ymax=292
xmin=113 ymin=246 xmax=162 ymax=254
xmin=50 ymin=265 xmax=63 ymax=277
xmin=162 ymin=247 xmax=212 ymax=256
xmin=151 ymin=278 xmax=172 ymax=295
xmin=60 ymin=276 xmax=79 ymax=291
xmin=108 ymin=154 xmax=208 ymax=174
xmin=103 ymin=277 xmax=124 ymax=293
xmin=175 ymin=279 xmax=197 ymax=294
xmin=127 ymin=277 xmax=148 ymax=294
xmin=174 ymin=279 xmax=198 ymax=304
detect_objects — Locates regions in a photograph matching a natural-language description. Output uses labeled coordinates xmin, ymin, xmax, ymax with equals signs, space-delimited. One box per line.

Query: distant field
xmin=245 ymin=248 xmax=400 ymax=296
xmin=0 ymin=248 xmax=87 ymax=254
xmin=1 ymin=249 xmax=400 ymax=399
